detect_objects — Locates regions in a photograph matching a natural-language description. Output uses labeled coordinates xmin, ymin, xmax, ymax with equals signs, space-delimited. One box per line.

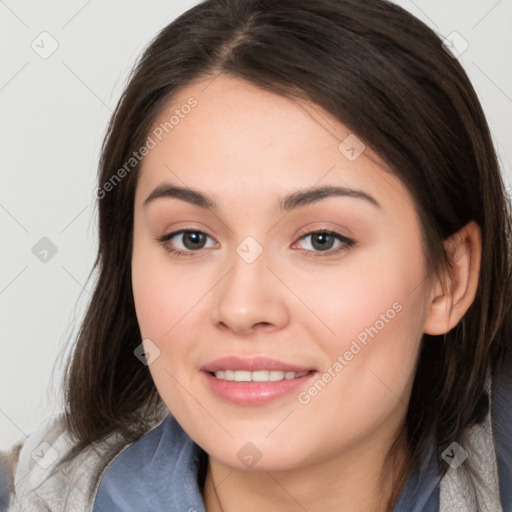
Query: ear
xmin=423 ymin=221 xmax=482 ymax=335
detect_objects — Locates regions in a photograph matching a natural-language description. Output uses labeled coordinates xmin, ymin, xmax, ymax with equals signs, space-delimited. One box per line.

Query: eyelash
xmin=156 ymin=229 xmax=355 ymax=259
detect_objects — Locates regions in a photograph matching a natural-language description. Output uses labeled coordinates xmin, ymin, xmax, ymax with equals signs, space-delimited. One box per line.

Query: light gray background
xmin=1 ymin=0 xmax=511 ymax=451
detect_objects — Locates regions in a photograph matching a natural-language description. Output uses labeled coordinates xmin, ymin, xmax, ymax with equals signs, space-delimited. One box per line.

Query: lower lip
xmin=202 ymin=371 xmax=316 ymax=405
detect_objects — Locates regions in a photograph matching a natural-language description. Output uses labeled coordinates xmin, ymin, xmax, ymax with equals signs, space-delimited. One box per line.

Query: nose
xmin=210 ymin=244 xmax=291 ymax=336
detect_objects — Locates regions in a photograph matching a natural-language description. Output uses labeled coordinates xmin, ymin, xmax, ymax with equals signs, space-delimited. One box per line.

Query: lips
xmin=213 ymin=369 xmax=309 ymax=382
xmin=201 ymin=355 xmax=314 ymax=374
xmin=201 ymin=356 xmax=317 ymax=405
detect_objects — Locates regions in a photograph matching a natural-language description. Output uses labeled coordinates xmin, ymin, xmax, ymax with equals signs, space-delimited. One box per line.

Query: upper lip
xmin=201 ymin=356 xmax=315 ymax=373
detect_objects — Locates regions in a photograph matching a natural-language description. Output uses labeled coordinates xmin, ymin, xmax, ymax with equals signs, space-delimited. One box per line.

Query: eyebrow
xmin=142 ymin=183 xmax=381 ymax=211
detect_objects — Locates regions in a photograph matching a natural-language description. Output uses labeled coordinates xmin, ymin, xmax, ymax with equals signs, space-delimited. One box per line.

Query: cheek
xmin=131 ymin=244 xmax=204 ymax=417
xmin=131 ymin=241 xmax=212 ymax=384
xmin=131 ymin=258 xmax=170 ymax=340
xmin=290 ymin=237 xmax=428 ymax=421
xmin=289 ymin=237 xmax=426 ymax=350
xmin=131 ymin=239 xmax=194 ymax=340
xmin=297 ymin=298 xmax=423 ymax=461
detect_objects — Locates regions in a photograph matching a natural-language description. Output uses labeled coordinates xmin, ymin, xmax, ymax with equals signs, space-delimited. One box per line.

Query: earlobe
xmin=423 ymin=221 xmax=482 ymax=335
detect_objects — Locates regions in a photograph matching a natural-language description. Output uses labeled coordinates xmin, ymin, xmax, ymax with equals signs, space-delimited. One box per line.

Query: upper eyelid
xmin=161 ymin=228 xmax=349 ymax=238
xmin=293 ymin=230 xmax=354 ymax=251
xmin=295 ymin=226 xmax=352 ymax=240
xmin=160 ymin=229 xmax=217 ymax=245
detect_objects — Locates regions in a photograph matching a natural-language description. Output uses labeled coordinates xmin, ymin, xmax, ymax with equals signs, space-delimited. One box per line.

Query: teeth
xmin=270 ymin=371 xmax=285 ymax=381
xmin=214 ymin=370 xmax=309 ymax=382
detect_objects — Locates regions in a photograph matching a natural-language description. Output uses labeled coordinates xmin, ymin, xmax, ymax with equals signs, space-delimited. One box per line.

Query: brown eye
xmin=157 ymin=230 xmax=217 ymax=257
xmin=295 ymin=230 xmax=355 ymax=257
xmin=180 ymin=231 xmax=207 ymax=250
xmin=309 ymin=232 xmax=336 ymax=251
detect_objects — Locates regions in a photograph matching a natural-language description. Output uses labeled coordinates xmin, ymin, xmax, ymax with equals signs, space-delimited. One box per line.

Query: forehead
xmin=136 ymin=75 xmax=413 ymax=215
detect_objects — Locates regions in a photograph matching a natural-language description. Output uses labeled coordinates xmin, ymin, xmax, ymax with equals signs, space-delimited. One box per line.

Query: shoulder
xmin=440 ymin=344 xmax=512 ymax=512
xmin=6 ymin=413 xmax=163 ymax=512
xmin=93 ymin=415 xmax=206 ymax=512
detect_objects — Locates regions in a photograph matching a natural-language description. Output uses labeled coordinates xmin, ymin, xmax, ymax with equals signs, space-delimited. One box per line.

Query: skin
xmin=131 ymin=74 xmax=481 ymax=511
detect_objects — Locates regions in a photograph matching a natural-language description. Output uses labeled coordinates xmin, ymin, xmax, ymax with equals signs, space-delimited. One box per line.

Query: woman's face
xmin=132 ymin=74 xmax=433 ymax=471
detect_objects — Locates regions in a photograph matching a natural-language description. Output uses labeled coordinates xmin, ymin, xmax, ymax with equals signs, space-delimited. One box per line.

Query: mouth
xmin=211 ymin=369 xmax=310 ymax=382
xmin=201 ymin=356 xmax=317 ymax=405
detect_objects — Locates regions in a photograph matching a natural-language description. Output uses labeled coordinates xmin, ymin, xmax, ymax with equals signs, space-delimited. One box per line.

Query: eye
xmin=157 ymin=230 xmax=217 ymax=257
xmin=293 ymin=230 xmax=355 ymax=257
xmin=157 ymin=228 xmax=355 ymax=259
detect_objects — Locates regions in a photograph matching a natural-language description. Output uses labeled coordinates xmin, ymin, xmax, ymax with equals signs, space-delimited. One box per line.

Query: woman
xmin=4 ymin=0 xmax=511 ymax=510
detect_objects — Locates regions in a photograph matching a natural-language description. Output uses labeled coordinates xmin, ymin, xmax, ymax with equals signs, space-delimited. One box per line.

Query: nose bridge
xmin=211 ymin=235 xmax=289 ymax=333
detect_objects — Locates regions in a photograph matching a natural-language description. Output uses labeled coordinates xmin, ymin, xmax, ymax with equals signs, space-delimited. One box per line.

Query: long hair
xmin=62 ymin=0 xmax=512 ymax=506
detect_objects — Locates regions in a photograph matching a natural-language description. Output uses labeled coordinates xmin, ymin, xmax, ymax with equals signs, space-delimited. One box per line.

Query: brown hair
xmin=62 ymin=0 xmax=512 ymax=507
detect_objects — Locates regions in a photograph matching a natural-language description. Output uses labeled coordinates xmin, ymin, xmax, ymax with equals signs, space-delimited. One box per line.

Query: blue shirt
xmin=0 ymin=456 xmax=11 ymax=512
xmin=92 ymin=415 xmax=440 ymax=512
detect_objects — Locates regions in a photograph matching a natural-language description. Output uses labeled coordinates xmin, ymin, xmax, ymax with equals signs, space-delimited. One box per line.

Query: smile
xmin=213 ymin=370 xmax=310 ymax=382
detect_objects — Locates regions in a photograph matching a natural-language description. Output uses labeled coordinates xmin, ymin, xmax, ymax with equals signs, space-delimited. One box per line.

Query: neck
xmin=202 ymin=433 xmax=410 ymax=512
